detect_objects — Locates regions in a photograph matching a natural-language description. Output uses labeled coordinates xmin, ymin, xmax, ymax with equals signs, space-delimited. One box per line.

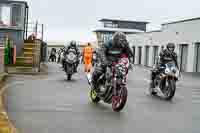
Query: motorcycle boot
xmin=150 ymin=70 xmax=157 ymax=95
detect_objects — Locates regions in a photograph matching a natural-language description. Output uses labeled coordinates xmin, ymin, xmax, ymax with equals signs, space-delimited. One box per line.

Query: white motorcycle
xmin=64 ymin=48 xmax=78 ymax=80
xmin=150 ymin=61 xmax=180 ymax=100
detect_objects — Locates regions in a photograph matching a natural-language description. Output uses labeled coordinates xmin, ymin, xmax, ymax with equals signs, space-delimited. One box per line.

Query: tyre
xmin=112 ymin=86 xmax=128 ymax=112
xmin=164 ymin=79 xmax=176 ymax=100
xmin=149 ymin=87 xmax=157 ymax=95
xmin=149 ymin=81 xmax=157 ymax=95
xmin=67 ymin=74 xmax=72 ymax=80
xmin=89 ymin=89 xmax=100 ymax=103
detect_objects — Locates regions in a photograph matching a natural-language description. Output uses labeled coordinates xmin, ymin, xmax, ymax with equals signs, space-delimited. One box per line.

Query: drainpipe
xmin=41 ymin=24 xmax=44 ymax=41
xmin=25 ymin=7 xmax=29 ymax=40
xmin=23 ymin=6 xmax=26 ymax=40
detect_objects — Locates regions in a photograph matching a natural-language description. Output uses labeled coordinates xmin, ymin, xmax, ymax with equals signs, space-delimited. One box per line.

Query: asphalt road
xmin=4 ymin=63 xmax=197 ymax=133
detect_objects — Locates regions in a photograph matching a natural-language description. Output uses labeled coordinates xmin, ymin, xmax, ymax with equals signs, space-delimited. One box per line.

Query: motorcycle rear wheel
xmin=112 ymin=86 xmax=128 ymax=112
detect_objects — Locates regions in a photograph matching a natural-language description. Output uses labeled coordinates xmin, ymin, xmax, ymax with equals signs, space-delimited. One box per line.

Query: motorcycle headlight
xmin=67 ymin=53 xmax=76 ymax=61
xmin=165 ymin=68 xmax=170 ymax=74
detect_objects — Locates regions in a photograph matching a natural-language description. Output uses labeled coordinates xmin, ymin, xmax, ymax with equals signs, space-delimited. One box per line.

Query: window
xmin=11 ymin=4 xmax=23 ymax=27
xmin=0 ymin=4 xmax=24 ymax=28
xmin=104 ymin=21 xmax=118 ymax=28
xmin=0 ymin=6 xmax=11 ymax=26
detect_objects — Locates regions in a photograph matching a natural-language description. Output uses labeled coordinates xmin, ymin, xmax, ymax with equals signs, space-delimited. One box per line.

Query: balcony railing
xmin=25 ymin=22 xmax=44 ymax=41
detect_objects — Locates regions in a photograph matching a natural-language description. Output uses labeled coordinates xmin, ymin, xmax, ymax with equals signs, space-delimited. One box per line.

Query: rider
xmin=91 ymin=32 xmax=134 ymax=92
xmin=150 ymin=43 xmax=179 ymax=90
xmin=65 ymin=41 xmax=80 ymax=72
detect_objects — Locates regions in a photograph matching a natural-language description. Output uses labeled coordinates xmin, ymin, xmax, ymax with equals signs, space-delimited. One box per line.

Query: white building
xmin=127 ymin=17 xmax=200 ymax=72
xmin=93 ymin=19 xmax=148 ymax=47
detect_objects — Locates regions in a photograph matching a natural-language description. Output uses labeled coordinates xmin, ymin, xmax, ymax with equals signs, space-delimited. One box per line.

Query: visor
xmin=169 ymin=48 xmax=174 ymax=51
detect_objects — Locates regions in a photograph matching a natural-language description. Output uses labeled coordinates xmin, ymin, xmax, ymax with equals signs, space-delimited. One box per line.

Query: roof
xmin=0 ymin=0 xmax=28 ymax=7
xmin=93 ymin=27 xmax=144 ymax=33
xmin=0 ymin=26 xmax=23 ymax=31
xmin=162 ymin=17 xmax=200 ymax=25
xmin=99 ymin=18 xmax=149 ymax=24
xmin=145 ymin=30 xmax=162 ymax=33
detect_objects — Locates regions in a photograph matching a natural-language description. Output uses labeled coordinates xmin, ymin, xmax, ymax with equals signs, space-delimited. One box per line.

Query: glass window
xmin=104 ymin=22 xmax=118 ymax=28
xmin=11 ymin=4 xmax=23 ymax=27
xmin=0 ymin=6 xmax=11 ymax=26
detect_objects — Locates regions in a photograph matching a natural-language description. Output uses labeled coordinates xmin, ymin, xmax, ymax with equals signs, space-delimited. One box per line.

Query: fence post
xmin=35 ymin=20 xmax=38 ymax=38
xmin=41 ymin=24 xmax=44 ymax=41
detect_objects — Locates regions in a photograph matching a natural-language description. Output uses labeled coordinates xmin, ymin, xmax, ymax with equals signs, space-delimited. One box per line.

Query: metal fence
xmin=25 ymin=21 xmax=44 ymax=41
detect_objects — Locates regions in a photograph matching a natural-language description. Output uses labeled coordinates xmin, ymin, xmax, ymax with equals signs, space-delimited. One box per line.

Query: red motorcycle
xmin=88 ymin=54 xmax=129 ymax=112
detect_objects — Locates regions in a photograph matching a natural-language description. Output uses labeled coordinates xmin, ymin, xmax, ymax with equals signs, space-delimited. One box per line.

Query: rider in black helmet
xmin=65 ymin=40 xmax=80 ymax=72
xmin=150 ymin=43 xmax=179 ymax=90
xmin=91 ymin=32 xmax=134 ymax=91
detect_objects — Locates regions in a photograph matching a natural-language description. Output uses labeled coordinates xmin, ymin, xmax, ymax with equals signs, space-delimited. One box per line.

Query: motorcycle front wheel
xmin=89 ymin=89 xmax=100 ymax=103
xmin=163 ymin=79 xmax=176 ymax=100
xmin=112 ymin=86 xmax=128 ymax=112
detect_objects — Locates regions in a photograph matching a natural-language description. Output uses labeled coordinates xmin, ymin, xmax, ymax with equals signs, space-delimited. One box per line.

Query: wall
xmin=0 ymin=30 xmax=23 ymax=56
xmin=127 ymin=19 xmax=200 ymax=72
xmin=0 ymin=7 xmax=2 ymax=21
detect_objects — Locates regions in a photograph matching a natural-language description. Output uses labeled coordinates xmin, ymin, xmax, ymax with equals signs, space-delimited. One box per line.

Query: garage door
xmin=138 ymin=47 xmax=142 ymax=64
xmin=145 ymin=46 xmax=149 ymax=66
xmin=153 ymin=46 xmax=159 ymax=65
xmin=195 ymin=43 xmax=200 ymax=72
xmin=180 ymin=44 xmax=188 ymax=72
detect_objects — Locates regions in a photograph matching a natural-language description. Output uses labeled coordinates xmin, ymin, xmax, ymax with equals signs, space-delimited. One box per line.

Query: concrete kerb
xmin=0 ymin=73 xmax=19 ymax=133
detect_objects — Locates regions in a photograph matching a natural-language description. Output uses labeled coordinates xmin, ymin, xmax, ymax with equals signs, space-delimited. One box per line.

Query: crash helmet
xmin=113 ymin=32 xmax=127 ymax=47
xmin=87 ymin=42 xmax=91 ymax=46
xmin=70 ymin=40 xmax=77 ymax=47
xmin=166 ymin=43 xmax=175 ymax=53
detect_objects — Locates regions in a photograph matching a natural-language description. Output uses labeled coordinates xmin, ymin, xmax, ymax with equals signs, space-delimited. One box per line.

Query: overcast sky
xmin=22 ymin=0 xmax=200 ymax=42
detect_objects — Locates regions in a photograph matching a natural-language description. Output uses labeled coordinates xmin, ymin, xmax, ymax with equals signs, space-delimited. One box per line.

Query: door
xmin=153 ymin=46 xmax=159 ymax=64
xmin=132 ymin=46 xmax=135 ymax=57
xmin=180 ymin=44 xmax=188 ymax=72
xmin=138 ymin=47 xmax=142 ymax=64
xmin=145 ymin=46 xmax=149 ymax=66
xmin=195 ymin=43 xmax=200 ymax=72
xmin=132 ymin=46 xmax=135 ymax=63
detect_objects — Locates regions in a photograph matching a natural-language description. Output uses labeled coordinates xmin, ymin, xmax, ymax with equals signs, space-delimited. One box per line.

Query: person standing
xmin=83 ymin=43 xmax=93 ymax=73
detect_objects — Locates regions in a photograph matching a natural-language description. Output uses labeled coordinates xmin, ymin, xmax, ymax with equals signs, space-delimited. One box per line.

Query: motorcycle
xmin=64 ymin=48 xmax=78 ymax=80
xmin=149 ymin=61 xmax=179 ymax=100
xmin=87 ymin=54 xmax=129 ymax=112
